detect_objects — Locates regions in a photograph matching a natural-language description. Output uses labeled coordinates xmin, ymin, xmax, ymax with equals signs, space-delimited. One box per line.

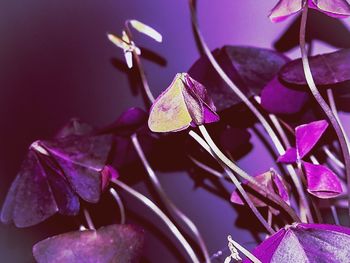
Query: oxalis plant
xmin=3 ymin=0 xmax=350 ymax=262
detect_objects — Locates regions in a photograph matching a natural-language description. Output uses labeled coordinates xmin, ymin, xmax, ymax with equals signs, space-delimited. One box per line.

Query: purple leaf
xmin=33 ymin=224 xmax=144 ymax=263
xmin=261 ymin=77 xmax=309 ymax=114
xmin=280 ymin=49 xmax=350 ymax=86
xmin=188 ymin=46 xmax=289 ymax=111
xmin=148 ymin=73 xmax=219 ymax=133
xmin=41 ymin=134 xmax=113 ymax=203
xmin=1 ymin=149 xmax=79 ymax=228
xmin=277 ymin=147 xmax=298 ymax=163
xmin=269 ymin=0 xmax=350 ymax=22
xmin=296 ymin=120 xmax=328 ymax=159
xmin=246 ymin=223 xmax=350 ymax=263
xmin=310 ymin=0 xmax=350 ymax=19
xmin=303 ymin=161 xmax=343 ymax=198
xmin=269 ymin=0 xmax=304 ymax=23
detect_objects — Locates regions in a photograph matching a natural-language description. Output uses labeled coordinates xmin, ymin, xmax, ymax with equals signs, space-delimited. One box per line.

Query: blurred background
xmin=1 ymin=0 xmax=350 ymax=262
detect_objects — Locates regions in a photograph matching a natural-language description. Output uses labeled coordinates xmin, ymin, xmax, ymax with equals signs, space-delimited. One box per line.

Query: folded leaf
xmin=280 ymin=49 xmax=350 ymax=86
xmin=277 ymin=147 xmax=297 ymax=163
xmin=269 ymin=0 xmax=304 ymax=22
xmin=303 ymin=161 xmax=343 ymax=198
xmin=296 ymin=120 xmax=328 ymax=159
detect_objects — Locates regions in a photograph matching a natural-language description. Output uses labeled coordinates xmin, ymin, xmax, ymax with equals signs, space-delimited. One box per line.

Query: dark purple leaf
xmin=261 ymin=76 xmax=309 ymax=114
xmin=296 ymin=120 xmax=328 ymax=159
xmin=303 ymin=161 xmax=343 ymax=198
xmin=1 ymin=150 xmax=79 ymax=228
xmin=41 ymin=134 xmax=113 ymax=203
xmin=280 ymin=49 xmax=350 ymax=86
xmin=188 ymin=46 xmax=289 ymax=111
xmin=33 ymin=224 xmax=144 ymax=263
xmin=246 ymin=223 xmax=350 ymax=263
xmin=277 ymin=147 xmax=297 ymax=163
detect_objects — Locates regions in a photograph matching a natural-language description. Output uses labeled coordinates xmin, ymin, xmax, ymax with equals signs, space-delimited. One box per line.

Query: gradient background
xmin=1 ymin=0 xmax=350 ymax=262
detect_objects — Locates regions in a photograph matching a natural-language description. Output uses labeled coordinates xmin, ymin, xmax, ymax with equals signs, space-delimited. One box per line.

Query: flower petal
xmin=296 ymin=120 xmax=328 ymax=159
xmin=303 ymin=161 xmax=343 ymax=198
xmin=269 ymin=0 xmax=304 ymax=22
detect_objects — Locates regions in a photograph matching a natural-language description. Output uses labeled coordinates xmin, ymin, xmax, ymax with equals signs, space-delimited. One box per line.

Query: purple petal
xmin=33 ymin=224 xmax=144 ymax=263
xmin=303 ymin=161 xmax=343 ymax=198
xmin=310 ymin=0 xmax=350 ymax=18
xmin=261 ymin=77 xmax=309 ymax=114
xmin=277 ymin=147 xmax=297 ymax=163
xmin=296 ymin=120 xmax=328 ymax=159
xmin=280 ymin=49 xmax=350 ymax=86
xmin=269 ymin=0 xmax=303 ymax=22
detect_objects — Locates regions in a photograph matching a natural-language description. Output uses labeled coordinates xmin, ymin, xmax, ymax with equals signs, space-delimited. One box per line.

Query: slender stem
xmin=109 ymin=188 xmax=126 ymax=224
xmin=323 ymin=146 xmax=345 ymax=170
xmin=331 ymin=205 xmax=340 ymax=225
xmin=83 ymin=209 xmax=95 ymax=230
xmin=125 ymin=20 xmax=155 ymax=104
xmin=189 ymin=130 xmax=276 ymax=233
xmin=196 ymin=125 xmax=300 ymax=222
xmin=299 ymin=5 xmax=350 ymax=219
xmin=190 ymin=128 xmax=299 ymax=224
xmin=111 ymin=179 xmax=200 ymax=263
xmin=131 ymin=133 xmax=210 ymax=262
xmin=188 ymin=1 xmax=310 ymax=222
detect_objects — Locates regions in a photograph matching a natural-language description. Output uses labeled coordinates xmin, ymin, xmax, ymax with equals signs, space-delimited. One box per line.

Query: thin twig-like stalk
xmin=83 ymin=209 xmax=95 ymax=230
xmin=188 ymin=0 xmax=310 ymax=222
xmin=131 ymin=133 xmax=210 ymax=262
xmin=109 ymin=188 xmax=126 ymax=224
xmin=124 ymin=20 xmax=155 ymax=104
xmin=111 ymin=179 xmax=200 ymax=263
xmin=299 ymin=5 xmax=350 ymax=219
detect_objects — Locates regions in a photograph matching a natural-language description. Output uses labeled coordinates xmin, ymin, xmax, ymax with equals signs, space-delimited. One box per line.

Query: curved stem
xmin=196 ymin=125 xmax=300 ymax=223
xmin=299 ymin=5 xmax=350 ymax=219
xmin=131 ymin=133 xmax=210 ymax=262
xmin=189 ymin=130 xmax=275 ymax=233
xmin=109 ymin=188 xmax=126 ymax=224
xmin=83 ymin=209 xmax=95 ymax=230
xmin=125 ymin=20 xmax=155 ymax=104
xmin=111 ymin=179 xmax=200 ymax=263
xmin=227 ymin=235 xmax=261 ymax=263
xmin=188 ymin=0 xmax=310 ymax=222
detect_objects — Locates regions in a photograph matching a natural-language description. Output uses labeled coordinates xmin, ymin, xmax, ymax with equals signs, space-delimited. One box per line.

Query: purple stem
xmin=299 ymin=5 xmax=350 ymax=220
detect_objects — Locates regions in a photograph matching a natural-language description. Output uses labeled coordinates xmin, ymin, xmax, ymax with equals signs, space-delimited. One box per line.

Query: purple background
xmin=1 ymin=0 xmax=350 ymax=262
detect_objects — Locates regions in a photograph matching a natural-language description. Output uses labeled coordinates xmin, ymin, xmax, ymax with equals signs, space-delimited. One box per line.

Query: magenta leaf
xmin=261 ymin=76 xmax=309 ymax=114
xmin=33 ymin=224 xmax=144 ymax=263
xmin=188 ymin=46 xmax=289 ymax=111
xmin=277 ymin=147 xmax=298 ymax=163
xmin=269 ymin=0 xmax=350 ymax=22
xmin=280 ymin=49 xmax=350 ymax=86
xmin=245 ymin=223 xmax=350 ymax=263
xmin=303 ymin=161 xmax=343 ymax=198
xmin=296 ymin=120 xmax=328 ymax=159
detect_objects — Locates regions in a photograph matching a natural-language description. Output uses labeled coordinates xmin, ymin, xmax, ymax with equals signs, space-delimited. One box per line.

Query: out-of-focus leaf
xmin=280 ymin=49 xmax=350 ymax=86
xmin=33 ymin=224 xmax=144 ymax=263
xmin=188 ymin=46 xmax=289 ymax=111
xmin=129 ymin=20 xmax=162 ymax=43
